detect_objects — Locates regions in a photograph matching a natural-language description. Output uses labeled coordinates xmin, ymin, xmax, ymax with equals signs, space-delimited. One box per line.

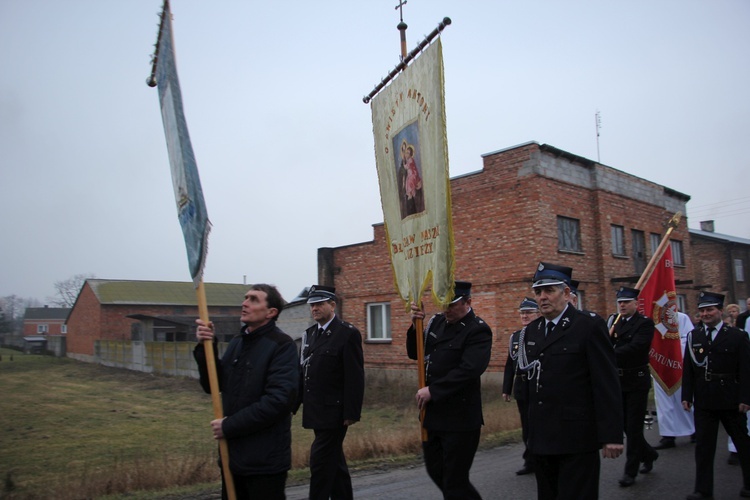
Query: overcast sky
xmin=1 ymin=0 xmax=748 ymax=306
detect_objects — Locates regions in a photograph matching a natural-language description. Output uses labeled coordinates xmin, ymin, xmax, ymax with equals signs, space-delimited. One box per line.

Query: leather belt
xmin=617 ymin=365 xmax=649 ymax=376
xmin=704 ymin=371 xmax=735 ymax=382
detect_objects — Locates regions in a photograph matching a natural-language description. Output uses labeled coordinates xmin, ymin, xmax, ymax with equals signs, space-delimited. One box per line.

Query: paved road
xmin=285 ymin=426 xmax=747 ymax=499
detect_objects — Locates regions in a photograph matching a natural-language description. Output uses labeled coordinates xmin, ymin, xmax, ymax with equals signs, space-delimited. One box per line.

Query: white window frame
xmin=367 ymin=302 xmax=392 ymax=341
xmin=735 ymin=259 xmax=745 ymax=282
xmin=611 ymin=225 xmax=626 ymax=256
xmin=671 ymin=240 xmax=685 ymax=266
xmin=37 ymin=324 xmax=49 ymax=334
xmin=61 ymin=324 xmax=67 ymax=334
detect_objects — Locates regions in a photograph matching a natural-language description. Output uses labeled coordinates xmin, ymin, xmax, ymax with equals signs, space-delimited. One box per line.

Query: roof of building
xmin=24 ymin=307 xmax=71 ymax=320
xmin=689 ymin=228 xmax=750 ymax=246
xmin=82 ymin=279 xmax=252 ymax=307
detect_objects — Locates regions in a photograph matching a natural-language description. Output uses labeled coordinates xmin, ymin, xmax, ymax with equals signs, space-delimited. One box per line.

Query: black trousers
xmin=622 ymin=388 xmax=658 ymax=477
xmin=309 ymin=426 xmax=352 ymax=500
xmin=516 ymin=398 xmax=533 ymax=465
xmin=534 ymin=450 xmax=600 ymax=500
xmin=693 ymin=407 xmax=750 ymax=495
xmin=422 ymin=428 xmax=482 ymax=500
xmin=220 ymin=469 xmax=287 ymax=500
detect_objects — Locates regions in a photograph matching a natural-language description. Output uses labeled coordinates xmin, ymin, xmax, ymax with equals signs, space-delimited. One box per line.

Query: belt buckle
xmin=617 ymin=368 xmax=624 ymax=376
xmin=705 ymin=371 xmax=712 ymax=382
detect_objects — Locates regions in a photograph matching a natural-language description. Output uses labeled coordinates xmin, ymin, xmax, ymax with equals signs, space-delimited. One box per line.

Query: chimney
xmin=700 ymin=220 xmax=715 ymax=233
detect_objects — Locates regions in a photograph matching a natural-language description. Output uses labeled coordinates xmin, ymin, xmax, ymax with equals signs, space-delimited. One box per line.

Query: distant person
xmin=726 ymin=303 xmax=741 ymax=327
xmin=502 ymin=297 xmax=541 ymax=475
xmin=299 ymin=285 xmax=365 ymax=500
xmin=652 ymin=311 xmax=696 ymax=450
xmin=408 ymin=281 xmax=493 ymax=499
xmin=737 ymin=298 xmax=750 ymax=331
xmin=194 ymin=284 xmax=299 ymax=500
xmin=608 ymin=286 xmax=659 ymax=487
xmin=519 ymin=262 xmax=623 ymax=500
xmin=682 ymin=291 xmax=750 ymax=500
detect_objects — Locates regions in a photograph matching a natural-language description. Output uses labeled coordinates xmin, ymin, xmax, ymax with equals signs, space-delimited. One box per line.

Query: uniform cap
xmin=306 ymin=285 xmax=336 ymax=304
xmin=532 ymin=262 xmax=572 ymax=288
xmin=616 ymin=286 xmax=640 ymax=302
xmin=519 ymin=297 xmax=539 ymax=311
xmin=450 ymin=281 xmax=472 ymax=304
xmin=697 ymin=291 xmax=724 ymax=309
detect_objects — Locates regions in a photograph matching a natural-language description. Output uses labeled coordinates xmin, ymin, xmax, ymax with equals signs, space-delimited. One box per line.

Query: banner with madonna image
xmin=370 ymin=38 xmax=455 ymax=309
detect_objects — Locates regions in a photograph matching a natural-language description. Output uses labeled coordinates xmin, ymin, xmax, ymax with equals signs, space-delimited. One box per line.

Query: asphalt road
xmin=285 ymin=426 xmax=746 ymax=499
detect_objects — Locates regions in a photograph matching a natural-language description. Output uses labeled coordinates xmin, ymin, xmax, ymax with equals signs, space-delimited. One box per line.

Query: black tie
xmin=546 ymin=322 xmax=555 ymax=337
xmin=707 ymin=327 xmax=715 ymax=344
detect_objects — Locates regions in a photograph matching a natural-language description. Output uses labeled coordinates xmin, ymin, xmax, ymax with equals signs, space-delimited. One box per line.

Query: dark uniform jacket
xmin=523 ymin=304 xmax=623 ymax=455
xmin=193 ymin=320 xmax=299 ymax=476
xmin=683 ymin=322 xmax=750 ymax=410
xmin=407 ymin=308 xmax=493 ymax=432
xmin=610 ymin=312 xmax=655 ymax=392
xmin=502 ymin=329 xmax=528 ymax=401
xmin=738 ymin=310 xmax=750 ymax=332
xmin=301 ymin=315 xmax=365 ymax=430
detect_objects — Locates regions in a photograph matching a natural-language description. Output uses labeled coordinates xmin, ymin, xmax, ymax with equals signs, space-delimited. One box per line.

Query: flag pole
xmin=196 ymin=280 xmax=236 ymax=499
xmin=362 ymin=17 xmax=451 ymax=104
xmin=147 ymin=2 xmax=235 ymax=497
xmin=609 ymin=212 xmax=682 ymax=335
xmin=393 ymin=0 xmax=428 ymax=444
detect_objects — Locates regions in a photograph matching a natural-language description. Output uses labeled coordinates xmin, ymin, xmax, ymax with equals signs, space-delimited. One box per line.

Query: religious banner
xmin=640 ymin=246 xmax=683 ymax=395
xmin=154 ymin=1 xmax=211 ymax=286
xmin=370 ymin=38 xmax=455 ymax=308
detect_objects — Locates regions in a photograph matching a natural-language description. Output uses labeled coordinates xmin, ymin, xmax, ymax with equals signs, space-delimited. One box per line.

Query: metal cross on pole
xmin=395 ymin=0 xmax=408 ymax=59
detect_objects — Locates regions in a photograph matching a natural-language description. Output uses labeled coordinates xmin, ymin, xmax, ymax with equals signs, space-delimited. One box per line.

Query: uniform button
xmin=538 ymin=401 xmax=543 ymax=405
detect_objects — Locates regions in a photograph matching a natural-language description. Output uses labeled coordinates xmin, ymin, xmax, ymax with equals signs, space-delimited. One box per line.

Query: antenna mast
xmin=595 ymin=110 xmax=602 ymax=163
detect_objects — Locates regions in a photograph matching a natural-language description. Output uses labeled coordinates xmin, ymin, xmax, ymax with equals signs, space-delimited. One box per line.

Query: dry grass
xmin=0 ymin=348 xmax=522 ymax=499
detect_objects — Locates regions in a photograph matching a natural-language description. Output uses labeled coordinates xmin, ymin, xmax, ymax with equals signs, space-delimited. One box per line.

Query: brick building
xmin=66 ymin=279 xmax=249 ymax=361
xmin=689 ymin=222 xmax=750 ymax=309
xmin=22 ymin=306 xmax=70 ymax=354
xmin=317 ymin=141 xmax=706 ymax=379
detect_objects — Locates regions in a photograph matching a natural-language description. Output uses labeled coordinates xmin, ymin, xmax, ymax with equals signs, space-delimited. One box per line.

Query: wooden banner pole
xmin=196 ymin=280 xmax=236 ymax=500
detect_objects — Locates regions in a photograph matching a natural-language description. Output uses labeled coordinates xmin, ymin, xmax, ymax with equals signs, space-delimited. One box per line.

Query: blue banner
xmin=154 ymin=3 xmax=210 ymax=286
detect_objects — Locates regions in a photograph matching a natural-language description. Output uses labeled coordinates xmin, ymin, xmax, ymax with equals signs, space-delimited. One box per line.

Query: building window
xmin=671 ymin=240 xmax=685 ymax=266
xmin=576 ymin=290 xmax=585 ymax=311
xmin=557 ymin=216 xmax=582 ymax=252
xmin=37 ymin=324 xmax=49 ymax=334
xmin=650 ymin=233 xmax=661 ymax=255
xmin=367 ymin=303 xmax=391 ymax=341
xmin=632 ymin=230 xmax=646 ymax=274
xmin=736 ymin=259 xmax=745 ymax=282
xmin=677 ymin=294 xmax=688 ymax=313
xmin=611 ymin=225 xmax=625 ymax=256
xmin=61 ymin=324 xmax=67 ymax=334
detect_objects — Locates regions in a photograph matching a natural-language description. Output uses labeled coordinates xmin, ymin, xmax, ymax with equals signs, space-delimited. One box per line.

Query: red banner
xmin=639 ymin=246 xmax=682 ymax=395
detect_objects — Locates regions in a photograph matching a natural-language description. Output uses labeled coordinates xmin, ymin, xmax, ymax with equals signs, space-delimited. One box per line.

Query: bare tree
xmin=49 ymin=274 xmax=95 ymax=308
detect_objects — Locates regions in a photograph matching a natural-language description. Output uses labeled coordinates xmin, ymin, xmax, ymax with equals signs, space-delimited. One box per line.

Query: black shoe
xmin=685 ymin=493 xmax=713 ymax=500
xmin=728 ymin=452 xmax=739 ymax=465
xmin=654 ymin=437 xmax=676 ymax=450
xmin=640 ymin=452 xmax=658 ymax=473
xmin=515 ymin=465 xmax=534 ymax=475
xmin=619 ymin=475 xmax=635 ymax=487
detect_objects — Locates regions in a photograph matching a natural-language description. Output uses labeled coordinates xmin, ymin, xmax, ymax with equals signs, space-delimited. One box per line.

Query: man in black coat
xmin=737 ymin=297 xmax=750 ymax=331
xmin=608 ymin=286 xmax=659 ymax=487
xmin=300 ymin=285 xmax=365 ymax=500
xmin=682 ymin=291 xmax=750 ymax=500
xmin=520 ymin=262 xmax=624 ymax=500
xmin=407 ymin=281 xmax=493 ymax=500
xmin=502 ymin=297 xmax=540 ymax=475
xmin=194 ymin=284 xmax=299 ymax=500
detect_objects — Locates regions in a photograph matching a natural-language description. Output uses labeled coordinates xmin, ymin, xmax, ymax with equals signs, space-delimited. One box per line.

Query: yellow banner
xmin=371 ymin=39 xmax=455 ymax=309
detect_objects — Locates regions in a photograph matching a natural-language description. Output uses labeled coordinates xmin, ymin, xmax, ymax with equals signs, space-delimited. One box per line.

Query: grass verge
xmin=0 ymin=347 xmax=521 ymax=499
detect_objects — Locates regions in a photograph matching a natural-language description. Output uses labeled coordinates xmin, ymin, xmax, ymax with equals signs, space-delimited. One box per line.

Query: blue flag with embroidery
xmin=154 ymin=2 xmax=210 ymax=286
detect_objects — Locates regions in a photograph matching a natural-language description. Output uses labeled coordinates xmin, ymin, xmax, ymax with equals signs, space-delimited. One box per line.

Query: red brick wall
xmin=66 ymin=283 xmax=241 ymax=357
xmin=328 ymin=143 xmax=696 ymax=374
